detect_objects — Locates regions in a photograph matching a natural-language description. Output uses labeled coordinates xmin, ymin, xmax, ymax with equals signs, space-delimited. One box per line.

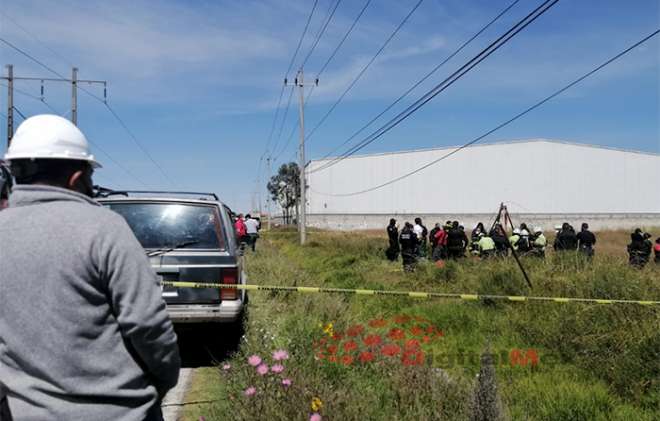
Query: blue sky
xmin=0 ymin=0 xmax=658 ymax=211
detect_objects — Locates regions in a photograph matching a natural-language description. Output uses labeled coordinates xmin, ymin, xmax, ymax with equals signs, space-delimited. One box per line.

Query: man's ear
xmin=67 ymin=170 xmax=85 ymax=190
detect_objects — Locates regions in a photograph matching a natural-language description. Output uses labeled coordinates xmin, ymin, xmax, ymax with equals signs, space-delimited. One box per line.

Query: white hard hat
xmin=513 ymin=228 xmax=521 ymax=235
xmin=534 ymin=226 xmax=542 ymax=233
xmin=5 ymin=114 xmax=101 ymax=167
xmin=554 ymin=225 xmax=562 ymax=231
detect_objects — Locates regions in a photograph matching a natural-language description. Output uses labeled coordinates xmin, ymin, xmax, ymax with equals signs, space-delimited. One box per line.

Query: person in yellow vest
xmin=508 ymin=228 xmax=521 ymax=252
xmin=532 ymin=227 xmax=547 ymax=258
xmin=477 ymin=232 xmax=496 ymax=259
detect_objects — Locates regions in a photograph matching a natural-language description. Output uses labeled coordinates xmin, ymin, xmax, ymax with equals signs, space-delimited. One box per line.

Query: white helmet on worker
xmin=513 ymin=228 xmax=521 ymax=235
xmin=4 ymin=114 xmax=101 ymax=167
xmin=534 ymin=226 xmax=542 ymax=234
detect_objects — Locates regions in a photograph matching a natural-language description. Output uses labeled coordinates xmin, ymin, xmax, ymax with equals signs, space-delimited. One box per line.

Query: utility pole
xmin=6 ymin=65 xmax=13 ymax=148
xmin=71 ymin=67 xmax=78 ymax=125
xmin=2 ymin=65 xmax=106 ymax=135
xmin=297 ymin=70 xmax=306 ymax=245
xmin=285 ymin=69 xmax=317 ymax=245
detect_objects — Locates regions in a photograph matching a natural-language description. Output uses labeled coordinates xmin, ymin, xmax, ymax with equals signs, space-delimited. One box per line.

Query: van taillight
xmin=221 ymin=268 xmax=238 ymax=300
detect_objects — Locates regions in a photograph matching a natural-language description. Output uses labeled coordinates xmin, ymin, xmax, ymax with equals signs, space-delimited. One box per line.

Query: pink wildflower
xmin=282 ymin=378 xmax=292 ymax=387
xmin=271 ymin=364 xmax=284 ymax=373
xmin=310 ymin=413 xmax=322 ymax=421
xmin=247 ymin=355 xmax=262 ymax=366
xmin=256 ymin=363 xmax=269 ymax=375
xmin=272 ymin=349 xmax=289 ymax=361
xmin=222 ymin=363 xmax=231 ymax=370
xmin=244 ymin=386 xmax=256 ymax=396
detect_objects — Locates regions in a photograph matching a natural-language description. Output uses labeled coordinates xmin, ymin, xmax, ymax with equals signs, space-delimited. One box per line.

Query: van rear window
xmin=107 ymin=202 xmax=225 ymax=250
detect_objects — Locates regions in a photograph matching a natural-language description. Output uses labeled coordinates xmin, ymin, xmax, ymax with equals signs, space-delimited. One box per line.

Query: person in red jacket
xmin=432 ymin=224 xmax=449 ymax=261
xmin=654 ymin=237 xmax=660 ymax=264
xmin=234 ymin=214 xmax=247 ymax=253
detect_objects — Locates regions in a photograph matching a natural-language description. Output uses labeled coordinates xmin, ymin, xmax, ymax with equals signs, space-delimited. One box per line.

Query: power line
xmin=305 ymin=0 xmax=424 ymax=142
xmin=0 ymin=37 xmax=65 ymax=80
xmin=0 ymin=10 xmax=76 ymax=69
xmin=273 ymin=117 xmax=299 ymax=163
xmin=103 ymin=102 xmax=177 ymax=187
xmin=272 ymin=0 xmax=374 ymax=164
xmin=310 ymin=0 xmax=558 ymax=174
xmin=0 ymin=81 xmax=67 ymax=115
xmin=1 ymin=78 xmax=150 ymax=186
xmin=315 ymin=0 xmax=521 ymax=166
xmin=316 ymin=0 xmax=373 ymax=78
xmin=271 ymin=85 xmax=295 ymax=155
xmin=273 ymin=79 xmax=317 ymax=163
xmin=260 ymin=0 xmax=321 ymax=174
xmin=262 ymin=85 xmax=286 ymax=160
xmin=0 ymin=36 xmax=175 ymax=185
xmin=311 ymin=28 xmax=660 ymax=197
xmin=12 ymin=106 xmax=26 ymax=120
xmin=300 ymin=0 xmax=343 ymax=69
xmin=86 ymin=136 xmax=150 ymax=188
xmin=285 ymin=0 xmax=320 ymax=78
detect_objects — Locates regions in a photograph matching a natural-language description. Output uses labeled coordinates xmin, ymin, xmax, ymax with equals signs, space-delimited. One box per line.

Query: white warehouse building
xmin=305 ymin=139 xmax=660 ymax=231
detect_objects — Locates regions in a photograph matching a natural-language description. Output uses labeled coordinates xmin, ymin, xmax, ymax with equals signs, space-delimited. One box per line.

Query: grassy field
xmin=182 ymin=229 xmax=659 ymax=421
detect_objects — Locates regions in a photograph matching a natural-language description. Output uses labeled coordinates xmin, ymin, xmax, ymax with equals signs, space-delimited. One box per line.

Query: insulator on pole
xmin=284 ymin=78 xmax=288 ymax=85
xmin=103 ymin=82 xmax=107 ymax=103
xmin=40 ymin=80 xmax=44 ymax=99
xmin=315 ymin=78 xmax=319 ymax=86
xmin=294 ymin=78 xmax=298 ymax=85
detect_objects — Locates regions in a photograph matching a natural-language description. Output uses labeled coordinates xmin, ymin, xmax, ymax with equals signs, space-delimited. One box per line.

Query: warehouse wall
xmin=307 ymin=140 xmax=660 ymax=216
xmin=305 ymin=213 xmax=660 ymax=231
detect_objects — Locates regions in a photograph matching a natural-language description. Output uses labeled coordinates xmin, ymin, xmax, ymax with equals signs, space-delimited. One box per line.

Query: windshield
xmin=106 ymin=202 xmax=225 ymax=250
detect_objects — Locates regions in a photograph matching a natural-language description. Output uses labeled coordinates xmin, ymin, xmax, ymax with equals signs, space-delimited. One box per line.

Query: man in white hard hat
xmin=0 ymin=115 xmax=180 ymax=420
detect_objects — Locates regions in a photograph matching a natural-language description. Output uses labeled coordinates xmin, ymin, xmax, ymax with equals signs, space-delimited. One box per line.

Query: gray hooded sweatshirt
xmin=0 ymin=185 xmax=180 ymax=421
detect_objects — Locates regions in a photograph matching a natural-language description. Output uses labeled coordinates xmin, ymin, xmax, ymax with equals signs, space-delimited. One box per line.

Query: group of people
xmin=386 ymin=217 xmax=659 ymax=272
xmin=234 ymin=213 xmax=261 ymax=253
xmin=628 ymin=228 xmax=658 ymax=268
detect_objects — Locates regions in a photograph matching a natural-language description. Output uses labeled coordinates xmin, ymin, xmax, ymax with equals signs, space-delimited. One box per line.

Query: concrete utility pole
xmin=6 ymin=65 xmax=13 ymax=148
xmin=285 ymin=68 xmax=317 ymax=245
xmin=71 ymin=67 xmax=78 ymax=125
xmin=296 ymin=69 xmax=307 ymax=245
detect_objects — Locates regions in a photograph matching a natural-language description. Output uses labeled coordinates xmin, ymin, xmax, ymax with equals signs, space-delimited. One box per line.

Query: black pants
xmin=447 ymin=247 xmax=464 ymax=259
xmin=401 ymin=249 xmax=417 ymax=272
xmin=386 ymin=244 xmax=400 ymax=261
xmin=629 ymin=252 xmax=649 ymax=268
xmin=247 ymin=234 xmax=258 ymax=252
xmin=432 ymin=245 xmax=446 ymax=261
xmin=579 ymin=245 xmax=594 ymax=258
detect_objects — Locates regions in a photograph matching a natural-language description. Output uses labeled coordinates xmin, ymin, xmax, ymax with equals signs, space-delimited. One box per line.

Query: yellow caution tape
xmin=161 ymin=281 xmax=660 ymax=306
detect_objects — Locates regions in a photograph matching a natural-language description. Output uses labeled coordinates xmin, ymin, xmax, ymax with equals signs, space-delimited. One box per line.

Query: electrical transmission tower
xmin=2 ymin=64 xmax=107 ymax=147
